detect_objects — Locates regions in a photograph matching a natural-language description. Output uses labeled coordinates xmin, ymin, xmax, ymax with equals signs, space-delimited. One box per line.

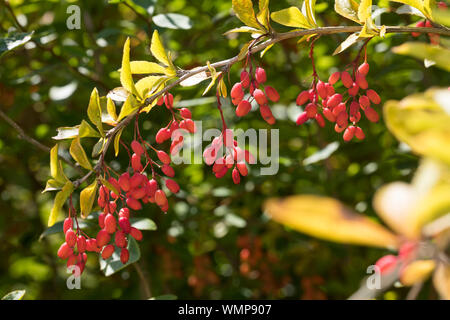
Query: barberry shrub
xmin=38 ymin=0 xmax=450 ymax=287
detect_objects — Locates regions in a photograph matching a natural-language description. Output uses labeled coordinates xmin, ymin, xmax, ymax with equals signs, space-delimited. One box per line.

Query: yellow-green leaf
xmin=303 ymin=0 xmax=317 ymax=27
xmin=224 ymin=26 xmax=262 ymax=35
xmin=120 ymin=37 xmax=139 ymax=98
xmin=87 ymin=88 xmax=104 ymax=137
xmin=150 ymin=30 xmax=171 ymax=67
xmin=43 ymin=178 xmax=65 ymax=193
xmin=335 ymin=0 xmax=361 ymax=23
xmin=264 ymin=195 xmax=399 ymax=248
xmin=358 ymin=0 xmax=372 ymax=22
xmin=107 ymin=97 xmax=118 ymax=121
xmin=70 ymin=137 xmax=92 ymax=170
xmin=392 ymin=42 xmax=450 ymax=72
xmin=99 ymin=177 xmax=120 ymax=196
xmin=114 ymin=127 xmax=124 ymax=156
xmin=79 ymin=120 xmax=100 ymax=138
xmin=50 ymin=145 xmax=67 ymax=184
xmin=48 ymin=181 xmax=73 ymax=226
xmin=80 ymin=180 xmax=98 ymax=218
xmin=232 ymin=0 xmax=262 ymax=30
xmin=333 ymin=32 xmax=360 ymax=55
xmin=270 ymin=7 xmax=311 ymax=29
xmin=257 ymin=0 xmax=270 ymax=30
xmin=135 ymin=76 xmax=161 ymax=98
xmin=117 ymin=94 xmax=139 ymax=122
xmin=433 ymin=263 xmax=450 ymax=300
xmin=390 ymin=0 xmax=427 ymax=18
xmin=129 ymin=61 xmax=167 ymax=75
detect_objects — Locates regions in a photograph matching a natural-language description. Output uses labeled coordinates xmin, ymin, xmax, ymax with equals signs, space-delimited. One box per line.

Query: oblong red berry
xmin=164 ymin=93 xmax=174 ymax=109
xmin=104 ymin=213 xmax=117 ymax=234
xmin=327 ymin=93 xmax=343 ymax=109
xmin=157 ymin=96 xmax=164 ymax=106
xmin=305 ymin=103 xmax=318 ymax=118
xmin=336 ymin=112 xmax=349 ymax=128
xmin=63 ymin=218 xmax=73 ymax=234
xmin=255 ymin=67 xmax=267 ymax=84
xmin=161 ymin=164 xmax=175 ymax=177
xmin=231 ymin=83 xmax=244 ymax=105
xmin=65 ymin=228 xmax=77 ymax=248
xmin=131 ymin=140 xmax=144 ymax=156
xmin=296 ymin=91 xmax=310 ymax=106
xmin=253 ymin=89 xmax=268 ymax=105
xmin=184 ymin=119 xmax=196 ymax=133
xmin=131 ymin=187 xmax=146 ymax=200
xmin=296 ymin=111 xmax=309 ymax=125
xmin=86 ymin=238 xmax=100 ymax=252
xmin=180 ymin=108 xmax=192 ymax=119
xmin=96 ymin=229 xmax=111 ymax=247
xmin=359 ymin=95 xmax=371 ymax=110
xmin=57 ymin=242 xmax=73 ymax=259
xmin=118 ymin=173 xmax=131 ymax=192
xmin=332 ymin=103 xmax=346 ymax=117
xmin=325 ymin=83 xmax=335 ymax=97
xmin=343 ymin=126 xmax=356 ymax=142
xmin=126 ymin=197 xmax=142 ymax=211
xmin=236 ymin=162 xmax=248 ymax=176
xmin=358 ymin=62 xmax=370 ymax=76
xmin=101 ymin=244 xmax=115 ymax=260
xmin=98 ymin=213 xmax=106 ymax=229
xmin=146 ymin=179 xmax=158 ymax=197
xmin=131 ymin=153 xmax=143 ymax=172
xmin=157 ymin=150 xmax=171 ymax=165
xmin=154 ymin=190 xmax=167 ymax=207
xmin=412 ymin=20 xmax=425 ymax=37
xmin=236 ymin=100 xmax=252 ymax=117
xmin=322 ymin=108 xmax=336 ymax=122
xmin=328 ymin=72 xmax=340 ymax=85
xmin=120 ymin=248 xmax=130 ymax=264
xmin=165 ymin=179 xmax=180 ymax=194
xmin=354 ymin=127 xmax=365 ymax=140
xmin=115 ymin=230 xmax=128 ymax=248
xmin=316 ymin=80 xmax=327 ymax=99
xmin=348 ymin=83 xmax=359 ymax=96
xmin=240 ymin=71 xmax=250 ymax=88
xmin=232 ymin=168 xmax=240 ymax=184
xmin=341 ymin=71 xmax=353 ymax=88
xmin=315 ymin=114 xmax=325 ymax=128
xmin=156 ymin=128 xmax=171 ymax=144
xmin=375 ymin=254 xmax=398 ymax=274
xmin=366 ymin=89 xmax=381 ymax=104
xmin=119 ymin=207 xmax=130 ymax=219
xmin=130 ymin=173 xmax=145 ymax=189
xmin=130 ymin=227 xmax=143 ymax=241
xmin=364 ymin=107 xmax=379 ymax=122
xmin=355 ymin=72 xmax=368 ymax=89
xmin=77 ymin=236 xmax=87 ymax=253
xmin=265 ymin=86 xmax=280 ymax=102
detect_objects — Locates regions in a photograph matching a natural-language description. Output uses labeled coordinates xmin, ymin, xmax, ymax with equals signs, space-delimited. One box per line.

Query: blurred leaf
xmin=80 ymin=180 xmax=98 ymax=218
xmin=334 ymin=0 xmax=361 ymax=23
xmin=0 ymin=32 xmax=33 ymax=56
xmin=333 ymin=33 xmax=360 ymax=55
xmin=270 ymin=7 xmax=311 ymax=29
xmin=384 ymin=88 xmax=450 ymax=165
xmin=48 ymin=182 xmax=73 ymax=227
xmin=265 ymin=195 xmax=399 ymax=248
xmin=153 ymin=13 xmax=193 ymax=30
xmin=390 ymin=0 xmax=428 ymax=18
xmin=87 ymin=88 xmax=104 ymax=137
xmin=358 ymin=0 xmax=372 ymax=22
xmin=2 ymin=290 xmax=26 ymax=300
xmin=150 ymin=294 xmax=177 ymax=300
xmin=433 ymin=8 xmax=450 ymax=26
xmin=303 ymin=142 xmax=340 ymax=165
xmin=392 ymin=43 xmax=450 ymax=72
xmin=232 ymin=0 xmax=262 ymax=30
xmin=120 ymin=38 xmax=139 ymax=98
xmin=70 ymin=137 xmax=92 ymax=170
xmin=131 ymin=217 xmax=157 ymax=230
xmin=99 ymin=237 xmax=140 ymax=276
xmin=400 ymin=260 xmax=436 ymax=286
xmin=433 ymin=263 xmax=450 ymax=299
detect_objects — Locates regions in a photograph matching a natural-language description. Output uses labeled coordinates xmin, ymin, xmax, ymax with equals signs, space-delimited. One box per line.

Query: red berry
xmin=161 ymin=164 xmax=175 ymax=177
xmin=131 ymin=153 xmax=143 ymax=172
xmin=364 ymin=107 xmax=379 ymax=122
xmin=157 ymin=96 xmax=164 ymax=106
xmin=412 ymin=20 xmax=425 ymax=37
xmin=119 ymin=207 xmax=130 ymax=219
xmin=240 ymin=71 xmax=250 ymax=88
xmin=325 ymin=83 xmax=335 ymax=97
xmin=231 ymin=83 xmax=244 ymax=105
xmin=341 ymin=71 xmax=353 ymax=88
xmin=156 ymin=128 xmax=171 ymax=144
xmin=255 ymin=67 xmax=267 ymax=84
xmin=57 ymin=242 xmax=73 ymax=259
xmin=355 ymin=72 xmax=368 ymax=90
xmin=336 ymin=112 xmax=349 ymax=128
xmin=315 ymin=114 xmax=325 ymax=127
xmin=104 ymin=214 xmax=117 ymax=234
xmin=146 ymin=179 xmax=158 ymax=197
xmin=77 ymin=236 xmax=86 ymax=253
xmin=375 ymin=255 xmax=398 ymax=274
xmin=327 ymin=94 xmax=343 ymax=108
xmin=343 ymin=126 xmax=356 ymax=142
xmin=332 ymin=103 xmax=346 ymax=117
xmin=130 ymin=173 xmax=145 ymax=189
xmin=96 ymin=229 xmax=111 ymax=247
xmin=316 ymin=80 xmax=327 ymax=99
xmin=101 ymin=244 xmax=115 ymax=260
xmin=358 ymin=62 xmax=370 ymax=76
xmin=65 ymin=228 xmax=77 ymax=248
xmin=98 ymin=213 xmax=106 ymax=229
xmin=118 ymin=173 xmax=131 ymax=192
xmin=236 ymin=100 xmax=252 ymax=117
xmin=157 ymin=150 xmax=171 ymax=164
xmin=131 ymin=187 xmax=146 ymax=200
xmin=115 ymin=230 xmax=128 ymax=248
xmin=179 ymin=108 xmax=192 ymax=119
xmin=366 ymin=89 xmax=381 ymax=104
xmin=359 ymin=95 xmax=371 ymax=109
xmin=154 ymin=190 xmax=167 ymax=207
xmin=165 ymin=179 xmax=180 ymax=193
xmin=296 ymin=91 xmax=310 ymax=106
xmin=126 ymin=197 xmax=142 ymax=211
xmin=120 ymin=248 xmax=130 ymax=264
xmin=354 ymin=127 xmax=365 ymax=140
xmin=130 ymin=227 xmax=143 ymax=241
xmin=305 ymin=103 xmax=318 ymax=118
xmin=63 ymin=218 xmax=73 ymax=234
xmin=236 ymin=162 xmax=248 ymax=176
xmin=253 ymin=89 xmax=268 ymax=105
xmin=131 ymin=140 xmax=144 ymax=156
xmin=296 ymin=111 xmax=309 ymax=125
xmin=399 ymin=242 xmax=417 ymax=260
xmin=86 ymin=238 xmax=100 ymax=252
xmin=323 ymin=108 xmax=336 ymax=122
xmin=348 ymin=83 xmax=359 ymax=96
xmin=232 ymin=168 xmax=240 ymax=184
xmin=265 ymin=86 xmax=280 ymax=102
xmin=164 ymin=93 xmax=174 ymax=109
xmin=184 ymin=119 xmax=196 ymax=133
xmin=328 ymin=72 xmax=340 ymax=85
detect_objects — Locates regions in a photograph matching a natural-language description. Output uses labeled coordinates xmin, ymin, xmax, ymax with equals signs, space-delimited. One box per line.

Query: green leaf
xmin=392 ymin=42 xmax=450 ymax=72
xmin=79 ymin=120 xmax=101 ymax=138
xmin=2 ymin=290 xmax=26 ymax=300
xmin=50 ymin=145 xmax=67 ymax=184
xmin=120 ymin=37 xmax=139 ymax=98
xmin=40 ymin=219 xmax=92 ymax=240
xmin=92 ymin=138 xmax=105 ymax=158
xmin=224 ymin=26 xmax=262 ymax=35
xmin=114 ymin=128 xmax=124 ymax=157
xmin=117 ymin=94 xmax=139 ymax=122
xmin=129 ymin=61 xmax=167 ymax=74
xmin=87 ymin=88 xmax=104 ymax=137
xmin=80 ymin=180 xmax=98 ymax=219
xmin=0 ymin=31 xmax=33 ymax=56
xmin=42 ymin=179 xmax=65 ymax=193
xmin=257 ymin=0 xmax=270 ymax=30
xmin=153 ymin=13 xmax=193 ymax=30
xmin=131 ymin=217 xmax=157 ymax=230
xmin=433 ymin=8 xmax=450 ymax=26
xmin=334 ymin=0 xmax=361 ymax=23
xmin=264 ymin=195 xmax=399 ymax=248
xmin=48 ymin=181 xmax=73 ymax=227
xmin=99 ymin=177 xmax=120 ymax=196
xmin=150 ymin=30 xmax=171 ymax=67
xmin=135 ymin=76 xmax=162 ymax=98
xmin=99 ymin=237 xmax=141 ymax=276
xmin=333 ymin=32 xmax=361 ymax=55
xmin=70 ymin=137 xmax=92 ymax=170
xmin=232 ymin=0 xmax=263 ymax=30
xmin=106 ymin=97 xmax=118 ymax=121
xmin=270 ymin=7 xmax=311 ymax=29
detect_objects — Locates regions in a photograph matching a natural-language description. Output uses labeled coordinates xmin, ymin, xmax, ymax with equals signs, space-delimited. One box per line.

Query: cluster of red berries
xmin=295 ymin=61 xmax=381 ymax=141
xmin=203 ymin=129 xmax=255 ymax=184
xmin=412 ymin=2 xmax=447 ymax=45
xmin=57 ymin=219 xmax=89 ymax=275
xmin=231 ymin=67 xmax=280 ymax=125
xmin=155 ymin=92 xmax=196 ymax=156
xmin=374 ymin=241 xmax=418 ymax=275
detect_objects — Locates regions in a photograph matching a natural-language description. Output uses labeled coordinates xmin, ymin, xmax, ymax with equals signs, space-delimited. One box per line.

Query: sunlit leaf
xmin=392 ymin=42 xmax=450 ymax=72
xmin=153 ymin=13 xmax=192 ymax=30
xmin=400 ymin=260 xmax=436 ymax=286
xmin=129 ymin=61 xmax=167 ymax=75
xmin=389 ymin=0 xmax=429 ymax=18
xmin=106 ymin=97 xmax=118 ymax=122
xmin=43 ymin=179 xmax=65 ymax=193
xmin=257 ymin=0 xmax=270 ymax=30
xmin=114 ymin=127 xmax=124 ymax=157
xmin=433 ymin=263 xmax=450 ymax=299
xmin=70 ymin=137 xmax=92 ymax=170
xmin=50 ymin=145 xmax=67 ymax=184
xmin=79 ymin=120 xmax=101 ymax=138
xmin=224 ymin=26 xmax=262 ymax=35
xmin=232 ymin=0 xmax=263 ymax=30
xmin=131 ymin=217 xmax=157 ymax=230
xmin=87 ymin=88 xmax=104 ymax=137
xmin=2 ymin=290 xmax=26 ymax=300
xmin=335 ymin=0 xmax=361 ymax=23
xmin=150 ymin=30 xmax=171 ymax=67
xmin=302 ymin=0 xmax=317 ymax=26
xmin=264 ymin=195 xmax=399 ymax=248
xmin=270 ymin=7 xmax=311 ymax=29
xmin=333 ymin=32 xmax=360 ymax=55
xmin=117 ymin=94 xmax=139 ymax=122
xmin=99 ymin=237 xmax=140 ymax=276
xmin=135 ymin=76 xmax=161 ymax=98
xmin=48 ymin=181 xmax=73 ymax=227
xmin=80 ymin=180 xmax=98 ymax=218
xmin=120 ymin=37 xmax=139 ymax=98
xmin=358 ymin=0 xmax=372 ymax=22
xmin=0 ymin=31 xmax=33 ymax=56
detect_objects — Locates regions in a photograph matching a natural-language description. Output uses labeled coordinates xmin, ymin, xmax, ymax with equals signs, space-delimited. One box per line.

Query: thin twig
xmin=406 ymin=281 xmax=424 ymax=300
xmin=133 ymin=262 xmax=152 ymax=299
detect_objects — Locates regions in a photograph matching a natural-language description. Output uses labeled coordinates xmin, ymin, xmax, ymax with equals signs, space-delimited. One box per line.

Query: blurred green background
xmin=0 ymin=0 xmax=448 ymax=299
